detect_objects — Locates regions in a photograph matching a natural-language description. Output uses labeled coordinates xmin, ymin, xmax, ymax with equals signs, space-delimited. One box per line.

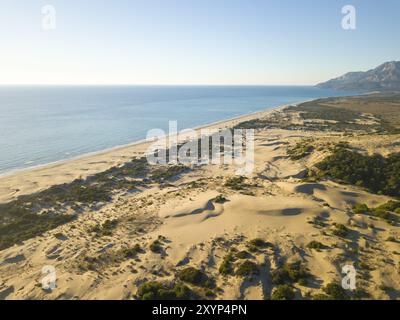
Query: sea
xmin=0 ymin=85 xmax=354 ymax=175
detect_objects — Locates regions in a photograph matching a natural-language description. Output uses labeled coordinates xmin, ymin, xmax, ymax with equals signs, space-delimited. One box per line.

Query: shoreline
xmin=0 ymin=99 xmax=307 ymax=203
xmin=1 ymin=99 xmax=317 ymax=179
xmin=0 ymin=105 xmax=284 ymax=179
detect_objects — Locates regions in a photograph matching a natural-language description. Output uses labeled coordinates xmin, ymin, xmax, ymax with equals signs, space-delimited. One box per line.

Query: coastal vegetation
xmin=224 ymin=176 xmax=248 ymax=190
xmin=353 ymin=201 xmax=400 ymax=223
xmin=306 ymin=93 xmax=400 ymax=130
xmin=315 ymin=148 xmax=400 ymax=198
xmin=271 ymin=284 xmax=295 ymax=300
xmin=89 ymin=219 xmax=118 ymax=237
xmin=149 ymin=239 xmax=163 ymax=253
xmin=137 ymin=281 xmax=192 ymax=300
xmin=178 ymin=267 xmax=215 ymax=288
xmin=271 ymin=261 xmax=309 ymax=285
xmin=246 ymin=238 xmax=273 ymax=252
xmin=313 ymin=282 xmax=349 ymax=300
xmin=1 ymin=92 xmax=400 ymax=300
xmin=287 ymin=140 xmax=315 ymax=160
xmin=76 ymin=244 xmax=144 ymax=272
xmin=306 ymin=240 xmax=326 ymax=250
xmin=0 ymin=157 xmax=188 ymax=251
xmin=219 ymin=251 xmax=236 ymax=276
xmin=331 ymin=223 xmax=349 ymax=238
xmin=213 ymin=194 xmax=228 ymax=204
xmin=235 ymin=260 xmax=260 ymax=278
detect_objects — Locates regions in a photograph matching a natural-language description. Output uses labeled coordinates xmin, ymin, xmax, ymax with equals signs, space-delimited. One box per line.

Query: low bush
xmin=353 ymin=203 xmax=370 ymax=215
xmin=236 ymin=260 xmax=259 ymax=278
xmin=332 ymin=224 xmax=349 ymax=237
xmin=321 ymin=282 xmax=350 ymax=300
xmin=219 ymin=252 xmax=235 ymax=276
xmin=236 ymin=250 xmax=251 ymax=259
xmin=271 ymin=285 xmax=295 ymax=300
xmin=122 ymin=244 xmax=143 ymax=258
xmin=137 ymin=281 xmax=192 ymax=300
xmin=149 ymin=240 xmax=163 ymax=253
xmin=306 ymin=241 xmax=326 ymax=250
xmin=89 ymin=219 xmax=118 ymax=237
xmin=213 ymin=195 xmax=227 ymax=204
xmin=151 ymin=165 xmax=187 ymax=181
xmin=0 ymin=211 xmax=75 ymax=251
xmin=375 ymin=200 xmax=400 ymax=212
xmin=224 ymin=176 xmax=248 ymax=190
xmin=287 ymin=141 xmax=314 ymax=160
xmin=178 ymin=267 xmax=207 ymax=286
xmin=271 ymin=261 xmax=308 ymax=285
xmin=353 ymin=201 xmax=399 ymax=223
xmin=247 ymin=238 xmax=273 ymax=252
xmin=316 ymin=149 xmax=400 ymax=198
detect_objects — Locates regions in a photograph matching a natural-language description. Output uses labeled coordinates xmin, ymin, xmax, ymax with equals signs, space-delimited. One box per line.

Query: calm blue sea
xmin=0 ymin=86 xmax=353 ymax=174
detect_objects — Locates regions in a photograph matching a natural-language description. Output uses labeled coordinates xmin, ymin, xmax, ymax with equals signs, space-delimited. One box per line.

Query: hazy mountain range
xmin=317 ymin=61 xmax=400 ymax=91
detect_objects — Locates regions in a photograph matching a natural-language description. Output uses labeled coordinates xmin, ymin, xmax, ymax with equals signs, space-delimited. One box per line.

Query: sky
xmin=0 ymin=0 xmax=399 ymax=85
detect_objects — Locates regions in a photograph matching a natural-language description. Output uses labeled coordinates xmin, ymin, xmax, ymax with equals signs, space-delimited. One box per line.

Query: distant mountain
xmin=316 ymin=61 xmax=400 ymax=91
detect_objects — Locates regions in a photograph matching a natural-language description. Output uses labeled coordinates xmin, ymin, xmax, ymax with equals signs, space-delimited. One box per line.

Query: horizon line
xmin=0 ymin=83 xmax=317 ymax=87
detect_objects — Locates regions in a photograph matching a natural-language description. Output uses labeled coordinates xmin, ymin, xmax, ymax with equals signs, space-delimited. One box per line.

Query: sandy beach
xmin=0 ymin=104 xmax=287 ymax=204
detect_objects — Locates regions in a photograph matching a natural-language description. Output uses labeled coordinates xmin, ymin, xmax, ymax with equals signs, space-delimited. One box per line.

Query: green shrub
xmin=271 ymin=268 xmax=288 ymax=285
xmin=322 ymin=282 xmax=349 ymax=300
xmin=89 ymin=219 xmax=118 ymax=236
xmin=0 ymin=212 xmax=75 ymax=251
xmin=0 ymin=157 xmax=152 ymax=250
xmin=150 ymin=240 xmax=163 ymax=253
xmin=287 ymin=141 xmax=314 ymax=160
xmin=151 ymin=165 xmax=187 ymax=181
xmin=372 ymin=209 xmax=391 ymax=221
xmin=137 ymin=281 xmax=192 ymax=300
xmin=213 ymin=195 xmax=227 ymax=204
xmin=178 ymin=267 xmax=206 ymax=286
xmin=77 ymin=252 xmax=123 ymax=272
xmin=236 ymin=250 xmax=251 ymax=259
xmin=283 ymin=262 xmax=308 ymax=283
xmin=353 ymin=203 xmax=370 ymax=215
xmin=271 ymin=261 xmax=309 ymax=285
xmin=224 ymin=176 xmax=248 ymax=190
xmin=306 ymin=240 xmax=326 ymax=250
xmin=247 ymin=238 xmax=273 ymax=252
xmin=376 ymin=200 xmax=400 ymax=212
xmin=219 ymin=252 xmax=235 ymax=276
xmin=332 ymin=224 xmax=349 ymax=237
xmin=122 ymin=244 xmax=142 ymax=258
xmin=236 ymin=260 xmax=259 ymax=278
xmin=271 ymin=285 xmax=295 ymax=300
xmin=316 ymin=150 xmax=400 ymax=197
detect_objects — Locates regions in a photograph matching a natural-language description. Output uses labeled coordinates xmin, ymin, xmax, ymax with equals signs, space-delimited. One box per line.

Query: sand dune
xmin=0 ymin=105 xmax=399 ymax=300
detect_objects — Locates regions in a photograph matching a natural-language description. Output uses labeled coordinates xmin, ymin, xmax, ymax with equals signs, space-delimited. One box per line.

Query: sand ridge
xmin=1 ymin=103 xmax=400 ymax=300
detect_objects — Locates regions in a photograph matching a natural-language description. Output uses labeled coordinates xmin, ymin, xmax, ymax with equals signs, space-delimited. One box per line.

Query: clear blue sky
xmin=1 ymin=0 xmax=399 ymax=85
